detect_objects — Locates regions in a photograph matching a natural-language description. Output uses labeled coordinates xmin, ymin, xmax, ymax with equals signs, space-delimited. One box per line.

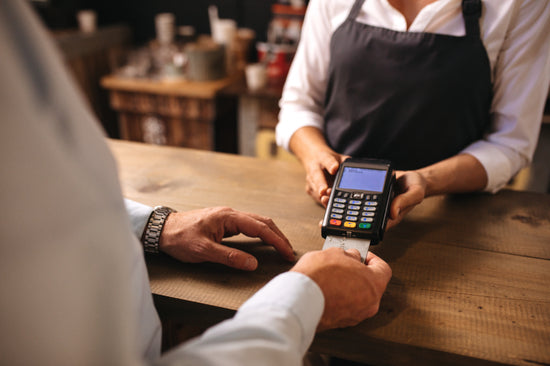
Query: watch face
xmin=155 ymin=206 xmax=173 ymax=214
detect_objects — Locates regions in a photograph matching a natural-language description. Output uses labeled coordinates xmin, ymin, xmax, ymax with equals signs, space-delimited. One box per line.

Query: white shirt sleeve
xmin=156 ymin=272 xmax=325 ymax=366
xmin=125 ymin=198 xmax=154 ymax=238
xmin=1 ymin=1 xmax=162 ymax=363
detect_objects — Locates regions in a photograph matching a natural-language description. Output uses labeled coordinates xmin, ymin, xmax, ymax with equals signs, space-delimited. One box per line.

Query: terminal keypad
xmin=328 ymin=190 xmax=379 ymax=230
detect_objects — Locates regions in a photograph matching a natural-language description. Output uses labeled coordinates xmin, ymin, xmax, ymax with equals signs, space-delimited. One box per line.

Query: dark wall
xmin=33 ymin=0 xmax=278 ymax=44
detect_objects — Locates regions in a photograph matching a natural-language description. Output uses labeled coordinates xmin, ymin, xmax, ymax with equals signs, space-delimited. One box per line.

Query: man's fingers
xmin=365 ymin=252 xmax=393 ymax=281
xmin=228 ymin=211 xmax=295 ymax=261
xmin=251 ymin=212 xmax=288 ymax=243
xmin=206 ymin=242 xmax=259 ymax=271
xmin=344 ymin=248 xmax=362 ymax=261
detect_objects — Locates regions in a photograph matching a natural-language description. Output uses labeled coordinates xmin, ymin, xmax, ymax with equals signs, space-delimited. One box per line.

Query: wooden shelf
xmin=101 ymin=74 xmax=240 ymax=151
xmin=101 ymin=74 xmax=240 ymax=99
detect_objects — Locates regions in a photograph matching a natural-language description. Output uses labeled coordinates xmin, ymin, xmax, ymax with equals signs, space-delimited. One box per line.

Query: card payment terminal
xmin=321 ymin=158 xmax=395 ymax=262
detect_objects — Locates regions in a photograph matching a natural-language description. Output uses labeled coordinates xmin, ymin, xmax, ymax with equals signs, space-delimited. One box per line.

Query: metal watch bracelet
xmin=141 ymin=206 xmax=174 ymax=254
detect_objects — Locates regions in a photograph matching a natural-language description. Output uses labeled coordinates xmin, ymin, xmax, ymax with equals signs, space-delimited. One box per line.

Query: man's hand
xmin=159 ymin=207 xmax=295 ymax=271
xmin=290 ymin=248 xmax=391 ymax=331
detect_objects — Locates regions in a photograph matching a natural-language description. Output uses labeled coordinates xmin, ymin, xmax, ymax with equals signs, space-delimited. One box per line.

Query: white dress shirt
xmin=0 ymin=1 xmax=323 ymax=365
xmin=276 ymin=0 xmax=550 ymax=192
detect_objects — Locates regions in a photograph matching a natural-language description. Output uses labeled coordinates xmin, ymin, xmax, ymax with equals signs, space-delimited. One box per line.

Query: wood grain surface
xmin=109 ymin=139 xmax=550 ymax=366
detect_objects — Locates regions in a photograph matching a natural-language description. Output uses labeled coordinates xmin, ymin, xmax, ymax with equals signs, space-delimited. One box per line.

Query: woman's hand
xmin=386 ymin=153 xmax=488 ymax=229
xmin=386 ymin=170 xmax=427 ymax=230
xmin=288 ymin=126 xmax=348 ymax=207
xmin=302 ymin=149 xmax=348 ymax=207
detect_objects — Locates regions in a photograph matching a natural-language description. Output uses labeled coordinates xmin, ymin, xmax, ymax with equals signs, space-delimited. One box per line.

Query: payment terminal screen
xmin=338 ymin=167 xmax=387 ymax=192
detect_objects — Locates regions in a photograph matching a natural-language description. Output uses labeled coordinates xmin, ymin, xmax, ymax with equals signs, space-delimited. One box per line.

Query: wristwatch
xmin=141 ymin=206 xmax=174 ymax=254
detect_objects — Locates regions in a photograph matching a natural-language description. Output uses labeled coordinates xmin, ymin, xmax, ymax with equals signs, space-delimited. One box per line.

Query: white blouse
xmin=276 ymin=0 xmax=550 ymax=192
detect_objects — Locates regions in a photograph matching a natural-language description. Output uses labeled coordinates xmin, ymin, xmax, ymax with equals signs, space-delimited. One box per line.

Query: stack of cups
xmin=211 ymin=19 xmax=237 ymax=75
xmin=155 ymin=13 xmax=175 ymax=45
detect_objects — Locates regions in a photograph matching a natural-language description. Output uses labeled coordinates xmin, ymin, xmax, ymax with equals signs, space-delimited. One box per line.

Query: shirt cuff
xmin=237 ymin=271 xmax=324 ymax=352
xmin=461 ymin=140 xmax=523 ymax=193
xmin=124 ymin=199 xmax=153 ymax=238
xmin=276 ymin=109 xmax=325 ymax=151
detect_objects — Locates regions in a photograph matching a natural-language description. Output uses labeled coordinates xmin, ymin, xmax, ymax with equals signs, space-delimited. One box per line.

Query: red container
xmin=257 ymin=42 xmax=296 ymax=86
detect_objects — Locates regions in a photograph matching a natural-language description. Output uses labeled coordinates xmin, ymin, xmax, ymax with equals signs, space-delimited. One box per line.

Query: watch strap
xmin=141 ymin=206 xmax=174 ymax=254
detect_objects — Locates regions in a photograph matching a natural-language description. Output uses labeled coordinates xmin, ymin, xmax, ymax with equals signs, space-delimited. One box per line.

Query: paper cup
xmin=77 ymin=10 xmax=97 ymax=33
xmin=212 ymin=19 xmax=237 ymax=45
xmin=245 ymin=63 xmax=267 ymax=91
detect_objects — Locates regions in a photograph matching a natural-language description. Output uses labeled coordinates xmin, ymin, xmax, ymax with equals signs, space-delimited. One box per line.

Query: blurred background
xmin=29 ymin=0 xmax=549 ymax=193
xmin=32 ymin=0 xmax=279 ymax=45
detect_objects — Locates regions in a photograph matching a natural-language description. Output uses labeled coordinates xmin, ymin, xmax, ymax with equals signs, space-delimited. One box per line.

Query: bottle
xmin=151 ymin=13 xmax=186 ymax=81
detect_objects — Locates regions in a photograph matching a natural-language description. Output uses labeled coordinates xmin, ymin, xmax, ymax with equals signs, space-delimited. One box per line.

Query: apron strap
xmin=462 ymin=0 xmax=482 ymax=36
xmin=348 ymin=0 xmax=366 ymax=20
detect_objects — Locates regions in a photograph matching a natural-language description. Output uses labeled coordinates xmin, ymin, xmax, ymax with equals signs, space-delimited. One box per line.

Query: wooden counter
xmin=110 ymin=139 xmax=550 ymax=366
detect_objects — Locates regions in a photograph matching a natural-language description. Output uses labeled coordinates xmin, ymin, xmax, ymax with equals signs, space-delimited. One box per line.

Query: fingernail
xmin=245 ymin=257 xmax=257 ymax=271
xmin=287 ymin=251 xmax=296 ymax=261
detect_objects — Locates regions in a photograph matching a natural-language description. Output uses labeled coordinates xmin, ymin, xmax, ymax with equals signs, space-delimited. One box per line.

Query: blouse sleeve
xmin=462 ymin=0 xmax=550 ymax=192
xmin=276 ymin=0 xmax=336 ymax=150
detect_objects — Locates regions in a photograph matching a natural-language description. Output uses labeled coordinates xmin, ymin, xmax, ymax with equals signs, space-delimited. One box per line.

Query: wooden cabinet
xmin=54 ymin=25 xmax=132 ymax=138
xmin=101 ymin=75 xmax=238 ymax=151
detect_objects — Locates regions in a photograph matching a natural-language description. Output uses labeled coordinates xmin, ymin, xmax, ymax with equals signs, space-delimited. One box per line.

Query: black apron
xmin=324 ymin=0 xmax=492 ymax=170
